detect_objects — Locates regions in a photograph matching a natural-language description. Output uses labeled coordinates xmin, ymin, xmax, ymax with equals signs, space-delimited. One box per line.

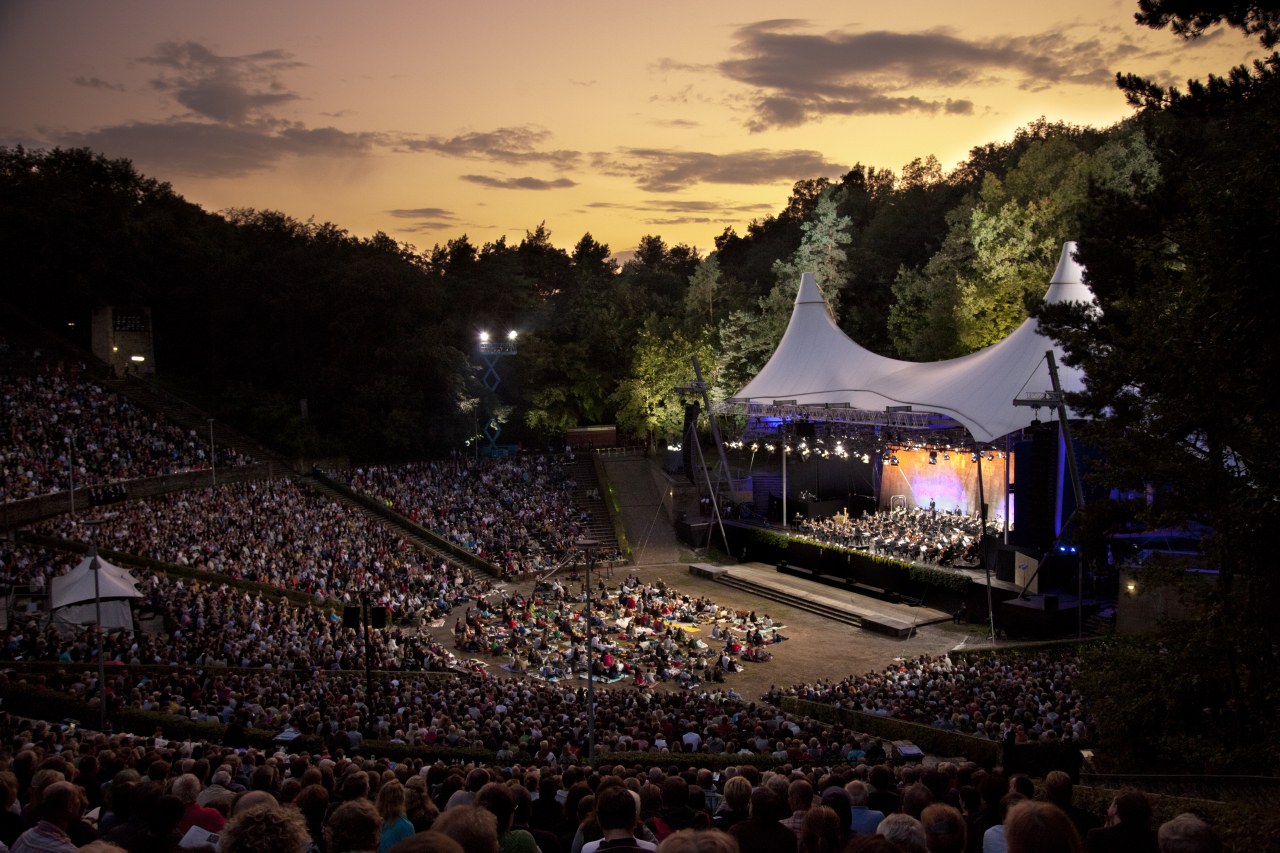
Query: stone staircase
xmin=710 ymin=569 xmax=865 ymax=629
xmin=563 ymin=458 xmax=620 ymax=556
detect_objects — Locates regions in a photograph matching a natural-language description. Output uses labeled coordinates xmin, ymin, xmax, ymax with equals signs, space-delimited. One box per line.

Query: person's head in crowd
xmin=221 ymin=803 xmax=311 ymax=853
xmin=474 ymin=782 xmax=516 ymax=833
xmin=79 ymin=843 xmax=128 ymax=853
xmin=341 ymin=771 xmax=371 ymax=804
xmin=171 ymin=773 xmax=203 ymax=805
xmin=747 ymin=783 xmax=783 ymax=824
xmin=800 ymin=803 xmax=843 ymax=853
xmin=722 ymin=776 xmax=751 ymax=814
xmin=998 ymin=793 xmax=1027 ymax=825
xmin=295 ymin=784 xmax=330 ymax=835
xmin=819 ymin=787 xmax=852 ymax=837
xmin=787 ymin=778 xmax=813 ymax=815
xmin=404 ymin=778 xmax=438 ymax=830
xmin=594 ymin=785 xmax=639 ymax=835
xmin=36 ymin=780 xmax=83 ymax=829
xmin=327 ymin=799 xmax=382 ymax=853
xmin=1007 ymin=775 xmax=1034 ymax=800
xmin=877 ymin=813 xmax=927 ymax=853
xmin=1108 ymin=790 xmax=1153 ymax=829
xmin=654 ymin=827 xmax=740 ymax=853
xmin=465 ymin=768 xmax=489 ymax=793
xmin=377 ymin=780 xmax=408 ymax=823
xmin=431 ymin=804 xmax=498 ymax=853
xmin=1157 ymin=813 xmax=1222 ymax=853
xmin=1042 ymin=772 xmax=1076 ymax=811
xmin=233 ymin=790 xmax=278 ymax=816
xmin=920 ymin=803 xmax=966 ymax=853
xmin=845 ymin=780 xmax=870 ymax=808
xmin=385 ymin=833 xmax=464 ymax=853
xmin=901 ymin=783 xmax=932 ymax=820
xmin=1003 ymin=801 xmax=1082 ymax=853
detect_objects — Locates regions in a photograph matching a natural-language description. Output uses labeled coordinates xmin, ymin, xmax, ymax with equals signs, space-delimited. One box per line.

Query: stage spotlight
xmin=972 ymin=453 xmax=980 ymax=463
xmin=943 ymin=453 xmax=950 ymax=461
xmin=890 ymin=455 xmax=900 ymax=466
xmin=986 ymin=453 xmax=995 ymax=461
xmin=928 ymin=451 xmax=938 ymax=465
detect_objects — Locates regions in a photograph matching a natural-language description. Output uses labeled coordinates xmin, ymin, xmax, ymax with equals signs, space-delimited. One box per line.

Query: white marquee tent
xmin=730 ymin=242 xmax=1095 ymax=444
xmin=49 ymin=552 xmax=143 ymax=632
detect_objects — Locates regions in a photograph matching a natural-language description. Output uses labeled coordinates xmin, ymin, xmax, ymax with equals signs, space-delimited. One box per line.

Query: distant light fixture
xmin=507 ymin=330 xmax=518 ymax=341
xmin=479 ymin=331 xmax=490 ymax=343
xmin=1126 ymin=581 xmax=1137 ymax=594
xmin=130 ymin=355 xmax=146 ymax=363
xmin=112 ymin=346 xmax=119 ymax=352
xmin=890 ymin=455 xmax=900 ymax=466
xmin=861 ymin=453 xmax=870 ymax=464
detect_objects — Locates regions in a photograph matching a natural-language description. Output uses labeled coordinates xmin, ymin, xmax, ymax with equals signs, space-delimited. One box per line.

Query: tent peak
xmin=795 ymin=272 xmax=826 ymax=305
xmin=1044 ymin=241 xmax=1093 ymax=305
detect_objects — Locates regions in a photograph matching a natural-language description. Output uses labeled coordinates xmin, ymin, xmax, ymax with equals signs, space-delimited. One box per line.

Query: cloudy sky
xmin=0 ymin=0 xmax=1261 ymax=257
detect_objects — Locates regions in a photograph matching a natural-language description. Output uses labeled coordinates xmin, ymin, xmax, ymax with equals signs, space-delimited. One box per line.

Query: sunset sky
xmin=0 ymin=1 xmax=1262 ymax=259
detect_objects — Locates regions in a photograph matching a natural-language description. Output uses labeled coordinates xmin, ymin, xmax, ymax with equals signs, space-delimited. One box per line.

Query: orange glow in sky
xmin=0 ymin=1 xmax=1262 ymax=258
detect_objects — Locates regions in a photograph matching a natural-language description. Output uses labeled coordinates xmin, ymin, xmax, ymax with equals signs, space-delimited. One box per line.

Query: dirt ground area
xmin=420 ymin=560 xmax=988 ymax=701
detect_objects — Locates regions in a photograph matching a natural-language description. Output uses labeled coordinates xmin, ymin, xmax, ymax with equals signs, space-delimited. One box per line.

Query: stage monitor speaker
xmin=371 ymin=606 xmax=388 ymax=629
xmin=1043 ymin=594 xmax=1059 ymax=612
xmin=342 ymin=605 xmax=361 ymax=629
xmin=995 ymin=546 xmax=1015 ymax=583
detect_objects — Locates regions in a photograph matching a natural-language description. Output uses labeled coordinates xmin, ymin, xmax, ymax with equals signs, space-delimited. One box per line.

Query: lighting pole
xmin=66 ymin=432 xmax=76 ymax=516
xmin=577 ymin=537 xmax=599 ymax=766
xmin=208 ymin=419 xmax=216 ymax=486
xmin=85 ymin=519 xmax=107 ymax=732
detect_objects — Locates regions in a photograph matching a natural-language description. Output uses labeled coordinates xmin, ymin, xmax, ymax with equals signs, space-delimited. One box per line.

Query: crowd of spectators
xmin=32 ymin=480 xmax=486 ymax=619
xmin=768 ymin=653 xmax=1089 ymax=746
xmin=449 ymin=576 xmax=785 ymax=688
xmin=2 ymin=366 xmax=251 ymax=504
xmin=0 ymin=711 xmax=1219 ymax=853
xmin=339 ymin=458 xmax=601 ymax=575
xmin=797 ymin=508 xmax=999 ymax=567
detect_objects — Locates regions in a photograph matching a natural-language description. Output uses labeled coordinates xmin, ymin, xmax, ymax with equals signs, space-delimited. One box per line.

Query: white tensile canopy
xmin=49 ymin=552 xmax=143 ymax=632
xmin=731 ymin=242 xmax=1094 ymax=443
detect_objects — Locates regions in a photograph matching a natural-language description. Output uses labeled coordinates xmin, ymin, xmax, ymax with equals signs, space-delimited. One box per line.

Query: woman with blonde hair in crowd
xmin=375 ymin=782 xmax=415 ymax=853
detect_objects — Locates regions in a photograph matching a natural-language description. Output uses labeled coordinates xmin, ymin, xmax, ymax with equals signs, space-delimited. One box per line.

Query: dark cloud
xmin=460 ymin=174 xmax=577 ymax=190
xmin=587 ymin=199 xmax=774 ymax=214
xmin=594 ymin=147 xmax=845 ymax=193
xmin=388 ymin=207 xmax=454 ymax=219
xmin=141 ymin=40 xmax=304 ymax=125
xmin=58 ymin=120 xmax=381 ymax=178
xmin=399 ymin=126 xmax=581 ymax=168
xmin=72 ymin=76 xmax=124 ymax=91
xmin=386 ymin=207 xmax=457 ymax=232
xmin=717 ymin=20 xmax=1140 ymax=129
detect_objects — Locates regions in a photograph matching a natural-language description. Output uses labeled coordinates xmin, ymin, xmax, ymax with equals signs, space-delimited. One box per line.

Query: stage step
xmin=711 ymin=572 xmax=865 ymax=630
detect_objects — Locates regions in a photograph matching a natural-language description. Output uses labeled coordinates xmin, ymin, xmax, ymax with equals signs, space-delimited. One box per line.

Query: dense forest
xmin=0 ymin=115 xmax=1142 ymax=461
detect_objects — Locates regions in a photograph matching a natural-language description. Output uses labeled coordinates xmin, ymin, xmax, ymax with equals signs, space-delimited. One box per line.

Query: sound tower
xmin=1013 ymin=426 xmax=1060 ymax=550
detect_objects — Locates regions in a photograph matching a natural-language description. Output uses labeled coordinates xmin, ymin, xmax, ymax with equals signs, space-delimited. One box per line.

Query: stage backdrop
xmin=877 ymin=448 xmax=1012 ymax=524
